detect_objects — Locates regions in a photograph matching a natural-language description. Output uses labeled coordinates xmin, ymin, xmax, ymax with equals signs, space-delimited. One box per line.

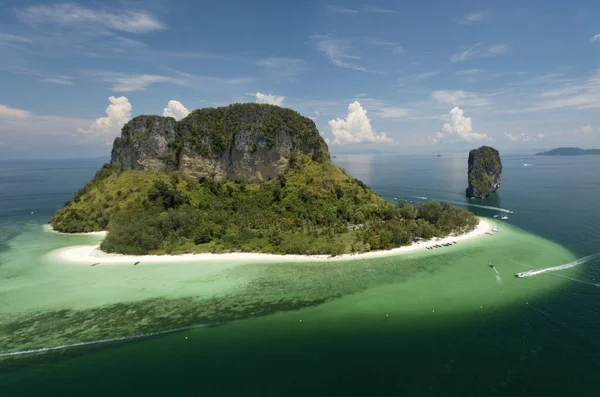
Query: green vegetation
xmin=51 ymin=156 xmax=478 ymax=256
xmin=175 ymin=103 xmax=328 ymax=160
xmin=467 ymin=146 xmax=502 ymax=197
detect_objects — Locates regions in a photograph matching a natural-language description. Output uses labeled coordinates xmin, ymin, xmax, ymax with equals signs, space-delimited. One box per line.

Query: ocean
xmin=0 ymin=154 xmax=599 ymax=396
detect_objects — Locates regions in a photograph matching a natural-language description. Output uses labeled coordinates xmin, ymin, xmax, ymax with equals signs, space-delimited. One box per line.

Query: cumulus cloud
xmin=329 ymin=101 xmax=393 ymax=144
xmin=255 ymin=92 xmax=285 ymax=106
xmin=434 ymin=107 xmax=488 ymax=143
xmin=457 ymin=11 xmax=488 ymax=24
xmin=431 ymin=90 xmax=489 ymax=107
xmin=577 ymin=125 xmax=595 ymax=134
xmin=163 ymin=100 xmax=190 ymax=120
xmin=77 ymin=96 xmax=131 ymax=143
xmin=590 ymin=34 xmax=600 ymax=42
xmin=0 ymin=104 xmax=31 ymax=119
xmin=504 ymin=132 xmax=532 ymax=142
xmin=504 ymin=132 xmax=546 ymax=142
xmin=17 ymin=4 xmax=164 ymax=34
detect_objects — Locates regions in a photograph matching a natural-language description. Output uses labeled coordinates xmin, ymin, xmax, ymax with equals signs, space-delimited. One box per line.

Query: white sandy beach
xmin=51 ymin=218 xmax=494 ymax=265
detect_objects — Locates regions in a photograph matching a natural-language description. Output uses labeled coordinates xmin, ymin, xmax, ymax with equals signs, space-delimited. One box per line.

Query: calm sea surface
xmin=0 ymin=154 xmax=599 ymax=396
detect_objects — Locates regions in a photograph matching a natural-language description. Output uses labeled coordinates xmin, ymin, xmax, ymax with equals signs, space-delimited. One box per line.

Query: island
xmin=466 ymin=146 xmax=502 ymax=199
xmin=51 ymin=103 xmax=478 ymax=257
xmin=535 ymin=147 xmax=600 ymax=156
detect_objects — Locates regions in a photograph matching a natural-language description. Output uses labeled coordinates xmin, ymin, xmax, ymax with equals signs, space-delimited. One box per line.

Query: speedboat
xmin=492 ymin=227 xmax=500 ymax=232
xmin=493 ymin=215 xmax=499 ymax=218
xmin=486 ymin=231 xmax=494 ymax=235
xmin=501 ymin=216 xmax=509 ymax=220
xmin=514 ymin=272 xmax=525 ymax=278
xmin=91 ymin=262 xmax=99 ymax=267
xmin=488 ymin=263 xmax=494 ymax=268
xmin=134 ymin=261 xmax=140 ymax=266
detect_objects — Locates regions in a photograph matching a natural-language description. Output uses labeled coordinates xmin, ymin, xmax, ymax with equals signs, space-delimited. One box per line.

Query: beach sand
xmin=50 ymin=218 xmax=494 ymax=265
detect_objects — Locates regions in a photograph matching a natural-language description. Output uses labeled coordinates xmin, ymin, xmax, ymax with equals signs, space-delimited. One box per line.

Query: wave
xmin=395 ymin=196 xmax=514 ymax=214
xmin=522 ymin=253 xmax=600 ymax=277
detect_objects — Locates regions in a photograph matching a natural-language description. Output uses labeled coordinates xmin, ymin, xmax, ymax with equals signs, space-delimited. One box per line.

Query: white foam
xmin=522 ymin=253 xmax=600 ymax=277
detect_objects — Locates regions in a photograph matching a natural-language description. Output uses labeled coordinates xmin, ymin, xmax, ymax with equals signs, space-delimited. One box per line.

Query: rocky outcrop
xmin=466 ymin=146 xmax=502 ymax=198
xmin=110 ymin=104 xmax=329 ymax=183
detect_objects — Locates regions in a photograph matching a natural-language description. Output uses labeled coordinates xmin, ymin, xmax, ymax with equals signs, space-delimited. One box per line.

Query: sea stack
xmin=466 ymin=146 xmax=502 ymax=198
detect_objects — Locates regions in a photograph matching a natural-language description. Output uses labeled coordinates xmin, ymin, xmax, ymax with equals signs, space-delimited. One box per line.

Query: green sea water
xmin=1 ymin=155 xmax=599 ymax=396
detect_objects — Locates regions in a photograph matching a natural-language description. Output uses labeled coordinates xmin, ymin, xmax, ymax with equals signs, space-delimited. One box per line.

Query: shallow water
xmin=1 ymin=156 xmax=600 ymax=396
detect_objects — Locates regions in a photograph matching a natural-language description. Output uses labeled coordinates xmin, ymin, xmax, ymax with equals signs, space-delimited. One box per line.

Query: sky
xmin=0 ymin=0 xmax=599 ymax=158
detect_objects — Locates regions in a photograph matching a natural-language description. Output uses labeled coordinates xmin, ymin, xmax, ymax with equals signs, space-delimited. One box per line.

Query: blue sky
xmin=0 ymin=0 xmax=599 ymax=158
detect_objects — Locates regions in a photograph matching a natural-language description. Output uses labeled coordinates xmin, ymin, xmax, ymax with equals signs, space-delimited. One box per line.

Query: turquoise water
xmin=1 ymin=155 xmax=599 ymax=396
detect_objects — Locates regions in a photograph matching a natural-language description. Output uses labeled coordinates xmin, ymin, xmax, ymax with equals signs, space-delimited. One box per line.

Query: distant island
xmin=466 ymin=146 xmax=502 ymax=199
xmin=536 ymin=147 xmax=600 ymax=156
xmin=51 ymin=103 xmax=477 ymax=256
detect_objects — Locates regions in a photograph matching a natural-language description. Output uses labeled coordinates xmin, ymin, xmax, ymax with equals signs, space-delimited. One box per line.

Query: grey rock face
xmin=110 ymin=104 xmax=330 ymax=183
xmin=466 ymin=146 xmax=502 ymax=198
xmin=111 ymin=116 xmax=177 ymax=171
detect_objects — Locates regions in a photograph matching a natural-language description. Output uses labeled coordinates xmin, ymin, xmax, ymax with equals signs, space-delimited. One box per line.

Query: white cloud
xmin=0 ymin=33 xmax=32 ymax=43
xmin=486 ymin=44 xmax=510 ymax=56
xmin=255 ymin=92 xmax=286 ymax=106
xmin=435 ymin=107 xmax=488 ymax=143
xmin=376 ymin=107 xmax=412 ymax=118
xmin=365 ymin=7 xmax=398 ymax=13
xmin=450 ymin=43 xmax=481 ymax=62
xmin=411 ymin=70 xmax=439 ymax=82
xmin=255 ymin=57 xmax=305 ymax=78
xmin=450 ymin=43 xmax=509 ymax=62
xmin=327 ymin=5 xmax=357 ymax=13
xmin=504 ymin=132 xmax=532 ymax=142
xmin=537 ymin=133 xmax=546 ymax=139
xmin=328 ymin=101 xmax=393 ymax=144
xmin=0 ymin=104 xmax=31 ymax=119
xmin=314 ymin=37 xmax=380 ymax=73
xmin=40 ymin=77 xmax=73 ymax=85
xmin=590 ymin=34 xmax=600 ymax=42
xmin=97 ymin=73 xmax=184 ymax=92
xmin=365 ymin=39 xmax=398 ymax=46
xmin=458 ymin=11 xmax=488 ymax=24
xmin=17 ymin=4 xmax=164 ymax=34
xmin=455 ymin=69 xmax=485 ymax=76
xmin=431 ymin=90 xmax=490 ymax=107
xmin=77 ymin=96 xmax=132 ymax=143
xmin=163 ymin=100 xmax=190 ymax=121
xmin=532 ymin=71 xmax=600 ymax=110
xmin=577 ymin=125 xmax=595 ymax=134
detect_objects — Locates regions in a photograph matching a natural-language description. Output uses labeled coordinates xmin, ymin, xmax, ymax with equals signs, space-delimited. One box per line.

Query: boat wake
xmin=0 ymin=322 xmax=228 ymax=358
xmin=521 ymin=253 xmax=600 ymax=277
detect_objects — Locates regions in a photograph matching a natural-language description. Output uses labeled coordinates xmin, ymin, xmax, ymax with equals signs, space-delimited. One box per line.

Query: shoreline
xmin=43 ymin=224 xmax=108 ymax=237
xmin=51 ymin=218 xmax=494 ymax=265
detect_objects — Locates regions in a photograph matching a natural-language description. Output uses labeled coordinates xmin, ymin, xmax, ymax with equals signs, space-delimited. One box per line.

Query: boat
xmin=488 ymin=263 xmax=494 ymax=268
xmin=134 ymin=261 xmax=140 ymax=266
xmin=493 ymin=215 xmax=499 ymax=218
xmin=486 ymin=232 xmax=494 ymax=235
xmin=91 ymin=262 xmax=99 ymax=267
xmin=501 ymin=216 xmax=509 ymax=220
xmin=515 ymin=272 xmax=525 ymax=278
xmin=492 ymin=227 xmax=500 ymax=232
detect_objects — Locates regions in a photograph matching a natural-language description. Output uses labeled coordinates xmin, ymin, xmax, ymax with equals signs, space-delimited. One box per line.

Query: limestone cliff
xmin=466 ymin=146 xmax=502 ymax=198
xmin=110 ymin=103 xmax=330 ymax=183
